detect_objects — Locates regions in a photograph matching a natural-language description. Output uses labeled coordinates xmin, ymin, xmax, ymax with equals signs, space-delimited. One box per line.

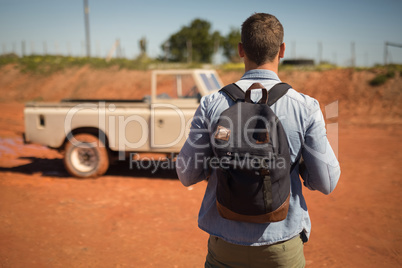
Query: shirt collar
xmin=240 ymin=69 xmax=280 ymax=81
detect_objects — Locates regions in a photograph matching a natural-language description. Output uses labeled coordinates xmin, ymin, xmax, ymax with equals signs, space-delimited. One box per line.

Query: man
xmin=176 ymin=13 xmax=340 ymax=267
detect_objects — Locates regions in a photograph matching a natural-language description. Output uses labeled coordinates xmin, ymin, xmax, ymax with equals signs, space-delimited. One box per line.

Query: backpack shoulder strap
xmin=219 ymin=83 xmax=245 ymax=102
xmin=220 ymin=82 xmax=292 ymax=104
xmin=267 ymin=83 xmax=292 ymax=106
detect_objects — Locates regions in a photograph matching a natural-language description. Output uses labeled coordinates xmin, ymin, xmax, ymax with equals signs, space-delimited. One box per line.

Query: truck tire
xmin=64 ymin=133 xmax=109 ymax=178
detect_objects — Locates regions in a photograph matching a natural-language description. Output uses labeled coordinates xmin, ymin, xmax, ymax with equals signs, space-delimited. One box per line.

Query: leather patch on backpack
xmin=215 ymin=126 xmax=231 ymax=141
xmin=255 ymin=132 xmax=270 ymax=144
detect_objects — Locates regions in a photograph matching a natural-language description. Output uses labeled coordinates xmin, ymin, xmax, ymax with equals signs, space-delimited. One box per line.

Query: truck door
xmin=150 ymin=103 xmax=189 ymax=152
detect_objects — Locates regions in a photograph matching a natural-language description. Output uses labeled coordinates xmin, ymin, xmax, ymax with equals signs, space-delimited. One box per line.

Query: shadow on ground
xmin=0 ymin=157 xmax=178 ymax=179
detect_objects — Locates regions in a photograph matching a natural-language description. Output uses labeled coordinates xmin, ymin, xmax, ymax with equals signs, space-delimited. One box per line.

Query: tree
xmin=222 ymin=28 xmax=241 ymax=63
xmin=136 ymin=37 xmax=149 ymax=62
xmin=139 ymin=37 xmax=147 ymax=55
xmin=162 ymin=19 xmax=220 ymax=63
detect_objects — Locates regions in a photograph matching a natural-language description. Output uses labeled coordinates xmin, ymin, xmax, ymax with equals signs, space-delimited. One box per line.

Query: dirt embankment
xmin=0 ymin=65 xmax=401 ymax=125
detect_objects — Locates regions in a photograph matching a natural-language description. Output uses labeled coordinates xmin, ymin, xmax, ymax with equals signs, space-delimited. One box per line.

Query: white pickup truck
xmin=23 ymin=69 xmax=223 ymax=178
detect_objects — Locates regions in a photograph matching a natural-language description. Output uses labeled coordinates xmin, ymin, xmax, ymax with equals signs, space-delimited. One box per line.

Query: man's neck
xmin=244 ymin=60 xmax=279 ymax=74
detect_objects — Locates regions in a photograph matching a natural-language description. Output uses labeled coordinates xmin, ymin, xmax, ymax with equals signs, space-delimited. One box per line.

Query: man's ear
xmin=238 ymin=42 xmax=245 ymax=58
xmin=279 ymin=42 xmax=286 ymax=59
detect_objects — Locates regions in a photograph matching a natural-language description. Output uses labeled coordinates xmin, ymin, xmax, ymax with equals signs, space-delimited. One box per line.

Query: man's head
xmin=241 ymin=13 xmax=284 ymax=66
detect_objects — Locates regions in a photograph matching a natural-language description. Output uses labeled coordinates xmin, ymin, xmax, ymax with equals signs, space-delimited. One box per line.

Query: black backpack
xmin=212 ymin=82 xmax=293 ymax=223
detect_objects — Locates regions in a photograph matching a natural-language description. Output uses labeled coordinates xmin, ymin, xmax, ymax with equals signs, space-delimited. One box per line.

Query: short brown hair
xmin=241 ymin=13 xmax=284 ymax=65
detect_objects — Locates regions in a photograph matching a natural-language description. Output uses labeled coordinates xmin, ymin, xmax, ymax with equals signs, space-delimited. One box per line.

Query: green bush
xmin=369 ymin=74 xmax=388 ymax=86
xmin=0 ymin=55 xmax=161 ymax=74
xmin=0 ymin=53 xmax=19 ymax=65
xmin=369 ymin=70 xmax=395 ymax=86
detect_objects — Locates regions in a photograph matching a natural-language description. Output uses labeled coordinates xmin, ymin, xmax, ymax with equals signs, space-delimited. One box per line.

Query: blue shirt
xmin=176 ymin=69 xmax=340 ymax=246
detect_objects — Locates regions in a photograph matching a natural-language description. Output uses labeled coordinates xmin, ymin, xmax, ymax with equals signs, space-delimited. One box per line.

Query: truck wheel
xmin=64 ymin=133 xmax=109 ymax=178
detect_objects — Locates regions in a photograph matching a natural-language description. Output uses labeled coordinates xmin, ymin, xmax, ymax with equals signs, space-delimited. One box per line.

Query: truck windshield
xmin=200 ymin=73 xmax=221 ymax=91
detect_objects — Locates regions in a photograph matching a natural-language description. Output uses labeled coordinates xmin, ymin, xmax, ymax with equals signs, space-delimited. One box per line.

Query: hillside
xmin=0 ymin=64 xmax=401 ymax=125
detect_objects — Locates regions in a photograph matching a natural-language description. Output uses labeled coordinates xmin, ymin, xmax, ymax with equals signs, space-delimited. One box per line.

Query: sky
xmin=1 ymin=0 xmax=402 ymax=67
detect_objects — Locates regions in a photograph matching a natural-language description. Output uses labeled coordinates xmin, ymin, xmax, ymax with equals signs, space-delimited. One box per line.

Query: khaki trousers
xmin=205 ymin=235 xmax=305 ymax=268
